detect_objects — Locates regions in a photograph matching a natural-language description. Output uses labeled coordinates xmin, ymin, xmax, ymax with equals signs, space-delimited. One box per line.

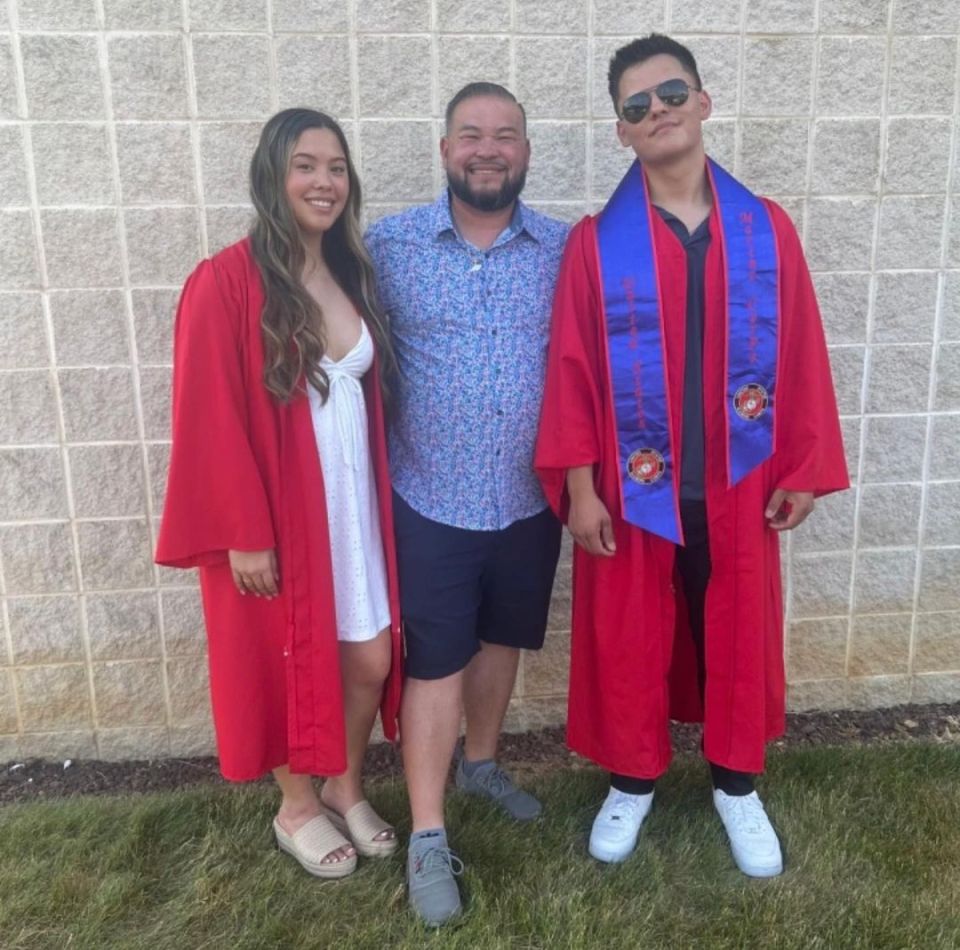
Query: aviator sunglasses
xmin=620 ymin=78 xmax=700 ymax=124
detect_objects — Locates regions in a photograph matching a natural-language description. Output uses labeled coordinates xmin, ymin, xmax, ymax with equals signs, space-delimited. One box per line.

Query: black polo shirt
xmin=654 ymin=206 xmax=711 ymax=502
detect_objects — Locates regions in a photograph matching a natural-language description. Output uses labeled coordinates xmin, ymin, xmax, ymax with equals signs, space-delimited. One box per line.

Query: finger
xmin=781 ymin=499 xmax=814 ymax=531
xmin=269 ymin=550 xmax=280 ymax=583
xmin=232 ymin=569 xmax=247 ymax=595
xmin=765 ymin=488 xmax=787 ymax=520
xmin=248 ymin=571 xmax=272 ymax=597
xmin=262 ymin=568 xmax=279 ymax=597
xmin=599 ymin=517 xmax=617 ymax=554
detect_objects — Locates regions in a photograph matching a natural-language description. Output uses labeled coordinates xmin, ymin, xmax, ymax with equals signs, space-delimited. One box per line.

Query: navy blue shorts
xmin=393 ymin=492 xmax=562 ymax=680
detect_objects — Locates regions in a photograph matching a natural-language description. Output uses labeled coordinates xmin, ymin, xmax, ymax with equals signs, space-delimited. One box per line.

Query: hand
xmin=765 ymin=489 xmax=815 ymax=532
xmin=228 ymin=548 xmax=280 ymax=597
xmin=568 ymin=489 xmax=617 ymax=557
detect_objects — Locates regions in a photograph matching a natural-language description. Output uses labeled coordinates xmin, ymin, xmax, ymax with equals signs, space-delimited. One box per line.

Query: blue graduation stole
xmin=596 ymin=159 xmax=779 ymax=544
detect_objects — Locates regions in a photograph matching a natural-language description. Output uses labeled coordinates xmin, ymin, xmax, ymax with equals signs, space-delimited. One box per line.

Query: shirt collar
xmin=430 ymin=190 xmax=544 ymax=245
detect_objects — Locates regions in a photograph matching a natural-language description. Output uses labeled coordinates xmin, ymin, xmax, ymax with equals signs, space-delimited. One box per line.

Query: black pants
xmin=611 ymin=500 xmax=754 ymax=797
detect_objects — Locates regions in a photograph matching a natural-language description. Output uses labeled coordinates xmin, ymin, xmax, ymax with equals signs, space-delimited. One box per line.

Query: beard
xmin=446 ymin=165 xmax=527 ymax=212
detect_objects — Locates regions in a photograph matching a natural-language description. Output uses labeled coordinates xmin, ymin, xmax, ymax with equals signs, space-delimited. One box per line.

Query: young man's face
xmin=615 ymin=53 xmax=712 ymax=167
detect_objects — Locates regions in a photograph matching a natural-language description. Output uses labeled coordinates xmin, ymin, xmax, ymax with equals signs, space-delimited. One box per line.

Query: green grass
xmin=2 ymin=744 xmax=959 ymax=949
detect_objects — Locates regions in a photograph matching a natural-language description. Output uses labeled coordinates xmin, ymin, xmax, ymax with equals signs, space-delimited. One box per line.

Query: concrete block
xmin=862 ymin=415 xmax=926 ymax=485
xmin=131 ymin=288 xmax=177 ymax=365
xmin=891 ymin=0 xmax=960 ymax=32
xmin=819 ymin=0 xmax=888 ymax=30
xmin=871 ymin=272 xmax=937 ymax=344
xmin=701 ymin=120 xmax=737 ymax=176
xmin=792 ymin=489 xmax=856 ymax=554
xmin=22 ymin=34 xmax=104 ymax=120
xmin=846 ymin=675 xmax=912 ymax=709
xmin=934 ymin=343 xmax=960 ymax=411
xmin=168 ymin=722 xmax=215 ymax=756
xmin=816 ymin=38 xmax=885 ymax=116
xmin=810 ymin=119 xmax=880 ymax=195
xmin=943 ymin=273 xmax=960 ymax=343
xmin=97 ymin=727 xmax=170 ymax=760
xmin=592 ymin=121 xmax=633 ymax=198
xmin=76 ymin=519 xmax=154 ymax=591
xmin=18 ymin=730 xmax=97 ymax=760
xmin=517 ymin=39 xmax=588 ymax=119
xmin=275 ymin=35 xmax=351 ymax=115
xmin=687 ymin=37 xmax=741 ymax=116
xmin=147 ymin=442 xmax=171 ymax=511
xmin=0 ymin=39 xmax=20 ymax=119
xmin=436 ymin=0 xmax=509 ymax=31
xmin=40 ymin=209 xmax=123 ymax=289
xmin=59 ymin=368 xmax=138 ymax=442
xmin=827 ymin=345 xmax=864 ymax=415
xmin=924 ymin=482 xmax=960 ymax=547
xmin=813 ymin=273 xmax=870 ymax=345
xmin=437 ymin=37 xmax=511 ymax=109
xmin=271 ymin=0 xmax=348 ymax=31
xmin=161 ymin=588 xmax=206 ymax=656
xmin=166 ymin=658 xmax=212 ymax=726
xmin=358 ymin=37 xmax=432 ymax=117
xmin=0 ymin=127 xmax=29 ymax=206
xmin=31 ymin=123 xmax=115 ymax=207
xmin=139 ymin=365 xmax=172 ymax=440
xmin=742 ymin=38 xmax=814 ymax=116
xmin=0 ymin=671 xmax=17 ymax=734
xmin=104 ymin=0 xmax=182 ymax=29
xmin=0 ymin=448 xmax=67 ymax=521
xmin=911 ymin=672 xmax=960 ymax=705
xmin=790 ymin=552 xmax=852 ymax=619
xmin=69 ymin=444 xmax=146 ymax=518
xmin=108 ymin=34 xmax=189 ymax=119
xmin=0 ymin=523 xmax=76 ymax=594
xmin=193 ymin=34 xmax=271 ymax=119
xmin=524 ymin=122 xmax=588 ymax=202
xmin=516 ymin=696 xmax=567 ymax=731
xmin=787 ymin=618 xmax=849 ymax=679
xmin=86 ymin=591 xmax=162 ymax=660
xmin=515 ymin=0 xmax=585 ymax=32
xmin=865 ymin=344 xmax=932 ymax=414
xmin=49 ymin=290 xmax=130 ymax=366
xmin=593 ymin=0 xmax=666 ymax=34
xmin=854 ymin=549 xmax=917 ymax=614
xmin=360 ymin=121 xmax=435 ymax=202
xmin=524 ymin=202 xmax=587 ymax=224
xmin=883 ymin=118 xmax=952 ymax=195
xmin=92 ymin=661 xmax=166 ymax=727
xmin=914 ymin=611 xmax=960 ymax=673
xmin=841 ymin=417 xmax=861 ymax=484
xmin=592 ymin=36 xmax=623 ymax=118
xmin=356 ymin=0 xmax=429 ymax=30
xmin=206 ymin=206 xmax=254 ymax=255
xmin=805 ymin=198 xmax=876 ymax=271
xmin=849 ymin=614 xmax=912 ymax=676
xmin=18 ymin=0 xmax=98 ymax=28
xmin=786 ymin=678 xmax=848 ymax=712
xmin=929 ymin=414 xmax=960 ymax=480
xmin=744 ymin=0 xmax=815 ymax=31
xmin=116 ymin=122 xmax=196 ymax=204
xmin=888 ymin=37 xmax=956 ymax=116
xmin=0 ymin=293 xmax=48 ymax=369
xmin=918 ymin=548 xmax=960 ymax=612
xmin=671 ymin=0 xmax=742 ymax=31
xmin=858 ymin=483 xmax=922 ymax=549
xmin=7 ymin=596 xmax=84 ymax=665
xmin=189 ymin=0 xmax=267 ymax=30
xmin=0 ymin=211 xmax=41 ymax=289
xmin=16 ymin=665 xmax=92 ymax=731
xmin=198 ymin=122 xmax=261 ymax=205
xmin=739 ymin=120 xmax=809 ymax=195
xmin=0 ymin=370 xmax=58 ymax=444
xmin=124 ymin=207 xmax=201 ymax=286
xmin=877 ymin=196 xmax=946 ymax=271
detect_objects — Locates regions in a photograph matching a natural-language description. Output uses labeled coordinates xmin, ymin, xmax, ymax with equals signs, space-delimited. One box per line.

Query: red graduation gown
xmin=535 ymin=201 xmax=848 ymax=777
xmin=156 ymin=238 xmax=402 ymax=781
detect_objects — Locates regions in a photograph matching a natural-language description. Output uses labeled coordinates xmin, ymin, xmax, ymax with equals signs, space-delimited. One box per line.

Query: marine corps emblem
xmin=627 ymin=447 xmax=665 ymax=485
xmin=733 ymin=383 xmax=768 ymax=420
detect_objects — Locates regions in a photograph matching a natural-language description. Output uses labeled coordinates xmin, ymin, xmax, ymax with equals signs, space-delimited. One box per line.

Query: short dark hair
xmin=607 ymin=34 xmax=702 ymax=111
xmin=444 ymin=81 xmax=527 ymax=133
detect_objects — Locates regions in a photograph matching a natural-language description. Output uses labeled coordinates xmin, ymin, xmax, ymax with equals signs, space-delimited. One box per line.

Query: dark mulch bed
xmin=2 ymin=702 xmax=958 ymax=805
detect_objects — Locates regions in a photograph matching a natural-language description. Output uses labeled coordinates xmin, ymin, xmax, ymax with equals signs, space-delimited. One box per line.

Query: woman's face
xmin=284 ymin=127 xmax=350 ymax=238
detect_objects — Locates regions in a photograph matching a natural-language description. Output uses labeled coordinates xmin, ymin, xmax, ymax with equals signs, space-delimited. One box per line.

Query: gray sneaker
xmin=407 ymin=831 xmax=464 ymax=927
xmin=455 ymin=757 xmax=542 ymax=821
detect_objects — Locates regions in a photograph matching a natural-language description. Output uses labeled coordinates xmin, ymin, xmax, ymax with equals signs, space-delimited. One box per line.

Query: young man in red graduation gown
xmin=535 ymin=34 xmax=848 ymax=877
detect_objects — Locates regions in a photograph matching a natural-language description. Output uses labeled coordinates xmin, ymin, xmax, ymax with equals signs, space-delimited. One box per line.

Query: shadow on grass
xmin=1 ymin=743 xmax=959 ymax=949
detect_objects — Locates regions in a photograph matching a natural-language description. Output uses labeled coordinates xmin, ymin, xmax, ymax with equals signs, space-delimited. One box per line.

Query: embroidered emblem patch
xmin=627 ymin=448 xmax=665 ymax=485
xmin=733 ymin=383 xmax=769 ymax=421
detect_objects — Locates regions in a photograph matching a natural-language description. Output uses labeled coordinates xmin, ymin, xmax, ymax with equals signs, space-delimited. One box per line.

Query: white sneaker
xmin=713 ymin=789 xmax=783 ymax=877
xmin=588 ymin=787 xmax=654 ymax=863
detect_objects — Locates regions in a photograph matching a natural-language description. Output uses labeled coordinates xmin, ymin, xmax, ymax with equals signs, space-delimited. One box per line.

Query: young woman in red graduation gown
xmin=156 ymin=109 xmax=402 ymax=879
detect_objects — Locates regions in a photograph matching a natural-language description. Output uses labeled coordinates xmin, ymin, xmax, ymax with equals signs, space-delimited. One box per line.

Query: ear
xmin=615 ymin=118 xmax=631 ymax=148
xmin=698 ymin=88 xmax=713 ymax=121
xmin=439 ymin=135 xmax=450 ymax=165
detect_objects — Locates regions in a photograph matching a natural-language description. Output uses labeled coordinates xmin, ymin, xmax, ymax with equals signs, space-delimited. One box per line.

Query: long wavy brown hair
xmin=248 ymin=108 xmax=395 ymax=403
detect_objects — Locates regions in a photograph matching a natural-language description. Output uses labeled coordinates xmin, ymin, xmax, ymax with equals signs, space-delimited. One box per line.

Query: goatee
xmin=446 ymin=168 xmax=527 ymax=212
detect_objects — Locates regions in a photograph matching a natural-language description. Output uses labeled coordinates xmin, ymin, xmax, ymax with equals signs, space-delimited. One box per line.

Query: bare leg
xmin=273 ymin=765 xmax=355 ymax=864
xmin=401 ymin=670 xmax=464 ymax=832
xmin=321 ymin=626 xmax=393 ymax=841
xmin=462 ymin=643 xmax=520 ymax=762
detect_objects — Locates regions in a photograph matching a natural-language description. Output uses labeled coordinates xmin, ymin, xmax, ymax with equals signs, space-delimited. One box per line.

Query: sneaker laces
xmin=606 ymin=790 xmax=649 ymax=821
xmin=414 ymin=845 xmax=465 ymax=879
xmin=723 ymin=794 xmax=768 ymax=836
xmin=475 ymin=764 xmax=515 ymax=798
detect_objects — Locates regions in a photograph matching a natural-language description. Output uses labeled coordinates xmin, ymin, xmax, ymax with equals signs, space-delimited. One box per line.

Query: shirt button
xmin=491 ymin=329 xmax=498 ymax=336
xmin=496 ymin=409 xmax=504 ymax=416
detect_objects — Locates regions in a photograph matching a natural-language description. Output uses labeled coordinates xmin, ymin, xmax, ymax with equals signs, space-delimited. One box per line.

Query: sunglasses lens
xmin=621 ymin=92 xmax=650 ymax=124
xmin=657 ymin=79 xmax=691 ymax=106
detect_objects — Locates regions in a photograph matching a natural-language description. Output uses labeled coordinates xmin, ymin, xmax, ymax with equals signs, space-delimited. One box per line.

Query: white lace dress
xmin=307 ymin=320 xmax=391 ymax=642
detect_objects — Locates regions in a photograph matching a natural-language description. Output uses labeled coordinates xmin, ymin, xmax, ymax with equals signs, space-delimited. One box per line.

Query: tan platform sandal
xmin=272 ymin=814 xmax=358 ymax=879
xmin=320 ymin=800 xmax=398 ymax=858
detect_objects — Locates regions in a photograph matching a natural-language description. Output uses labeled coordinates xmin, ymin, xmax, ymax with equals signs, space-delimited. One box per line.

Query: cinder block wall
xmin=1 ymin=1 xmax=958 ymax=762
